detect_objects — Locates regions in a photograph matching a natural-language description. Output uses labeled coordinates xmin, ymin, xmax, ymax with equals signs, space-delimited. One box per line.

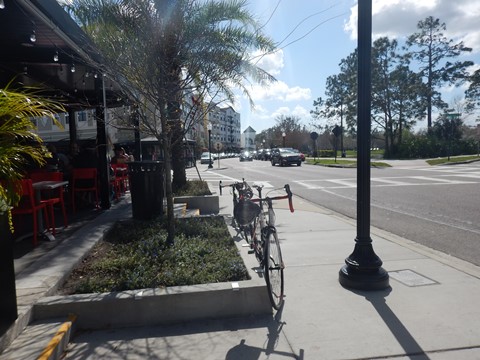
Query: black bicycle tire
xmin=243 ymin=223 xmax=252 ymax=244
xmin=263 ymin=227 xmax=284 ymax=310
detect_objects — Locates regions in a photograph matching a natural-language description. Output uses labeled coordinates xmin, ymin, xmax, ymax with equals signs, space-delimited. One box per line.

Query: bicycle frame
xmin=249 ymin=184 xmax=293 ymax=253
xmin=219 ymin=179 xmax=294 ymax=310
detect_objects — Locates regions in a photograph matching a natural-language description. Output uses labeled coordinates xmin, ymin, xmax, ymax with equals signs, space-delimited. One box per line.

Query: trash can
xmin=128 ymin=161 xmax=164 ymax=220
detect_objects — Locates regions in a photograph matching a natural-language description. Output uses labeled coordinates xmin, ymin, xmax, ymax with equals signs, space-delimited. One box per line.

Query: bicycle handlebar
xmin=219 ymin=180 xmax=239 ymax=195
xmin=219 ymin=180 xmax=294 ymax=212
xmin=285 ymin=184 xmax=294 ymax=213
xmin=250 ymin=184 xmax=294 ymax=213
xmin=219 ymin=179 xmax=252 ymax=198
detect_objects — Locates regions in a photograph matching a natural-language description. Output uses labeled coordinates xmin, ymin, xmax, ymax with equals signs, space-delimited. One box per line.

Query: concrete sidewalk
xmin=2 ymin=184 xmax=480 ymax=359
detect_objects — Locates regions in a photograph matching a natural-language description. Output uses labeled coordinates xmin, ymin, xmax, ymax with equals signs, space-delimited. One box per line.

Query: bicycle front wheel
xmin=263 ymin=227 xmax=284 ymax=310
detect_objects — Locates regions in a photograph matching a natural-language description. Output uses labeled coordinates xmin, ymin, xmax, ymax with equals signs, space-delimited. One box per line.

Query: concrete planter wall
xmin=33 ymin=280 xmax=270 ymax=329
xmin=174 ymin=195 xmax=219 ymax=215
xmin=32 ymin=214 xmax=272 ymax=329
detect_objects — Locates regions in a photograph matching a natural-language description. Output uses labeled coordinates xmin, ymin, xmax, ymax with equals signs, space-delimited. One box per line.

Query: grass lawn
xmin=426 ymin=155 xmax=480 ymax=165
xmin=305 ymin=158 xmax=391 ymax=167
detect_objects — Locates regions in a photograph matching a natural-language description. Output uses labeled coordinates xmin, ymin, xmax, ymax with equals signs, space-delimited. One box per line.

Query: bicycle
xmin=219 ymin=179 xmax=294 ymax=309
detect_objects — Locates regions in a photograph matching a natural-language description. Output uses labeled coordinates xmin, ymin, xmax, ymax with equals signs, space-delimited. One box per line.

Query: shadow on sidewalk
xmin=350 ymin=287 xmax=431 ymax=360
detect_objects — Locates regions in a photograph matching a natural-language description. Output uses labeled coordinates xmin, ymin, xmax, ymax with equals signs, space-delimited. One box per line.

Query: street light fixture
xmin=282 ymin=131 xmax=286 ymax=148
xmin=207 ymin=122 xmax=213 ymax=169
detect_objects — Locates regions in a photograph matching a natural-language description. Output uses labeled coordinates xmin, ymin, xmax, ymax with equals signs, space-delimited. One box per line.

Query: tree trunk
xmin=162 ymin=131 xmax=175 ymax=246
xmin=171 ymin=120 xmax=186 ymax=191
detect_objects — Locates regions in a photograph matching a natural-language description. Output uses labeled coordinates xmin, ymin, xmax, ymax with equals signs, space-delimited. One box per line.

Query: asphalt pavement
xmin=2 ymin=170 xmax=480 ymax=359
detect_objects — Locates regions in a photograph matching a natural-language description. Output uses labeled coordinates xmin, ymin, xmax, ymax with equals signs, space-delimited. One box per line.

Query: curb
xmin=37 ymin=314 xmax=76 ymax=360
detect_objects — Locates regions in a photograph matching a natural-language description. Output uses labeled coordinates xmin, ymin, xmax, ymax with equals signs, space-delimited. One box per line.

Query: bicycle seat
xmin=233 ymin=200 xmax=261 ymax=226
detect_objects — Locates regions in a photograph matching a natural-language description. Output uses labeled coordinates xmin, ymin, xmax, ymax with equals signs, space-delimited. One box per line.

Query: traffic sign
xmin=332 ymin=125 xmax=342 ymax=137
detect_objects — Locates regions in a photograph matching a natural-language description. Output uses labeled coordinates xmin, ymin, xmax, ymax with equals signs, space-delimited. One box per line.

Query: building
xmin=207 ymin=105 xmax=241 ymax=153
xmin=241 ymin=126 xmax=256 ymax=151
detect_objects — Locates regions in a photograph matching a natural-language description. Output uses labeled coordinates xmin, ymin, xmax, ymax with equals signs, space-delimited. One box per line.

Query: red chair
xmin=11 ymin=179 xmax=51 ymax=246
xmin=29 ymin=171 xmax=68 ymax=235
xmin=71 ymin=168 xmax=99 ymax=213
xmin=111 ymin=164 xmax=129 ymax=193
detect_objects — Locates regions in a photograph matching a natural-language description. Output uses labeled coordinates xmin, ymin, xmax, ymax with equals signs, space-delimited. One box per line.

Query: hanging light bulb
xmin=30 ymin=30 xmax=36 ymax=43
xmin=0 ymin=0 xmax=6 ymax=10
xmin=70 ymin=63 xmax=76 ymax=73
xmin=53 ymin=51 xmax=59 ymax=62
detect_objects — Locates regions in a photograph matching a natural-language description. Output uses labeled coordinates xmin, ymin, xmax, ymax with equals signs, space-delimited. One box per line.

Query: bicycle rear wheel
xmin=242 ymin=223 xmax=253 ymax=244
xmin=263 ymin=227 xmax=284 ymax=310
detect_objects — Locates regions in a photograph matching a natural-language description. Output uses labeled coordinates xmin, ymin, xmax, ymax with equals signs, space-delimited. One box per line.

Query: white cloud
xmin=344 ymin=0 xmax=480 ymax=53
xmin=271 ymin=105 xmax=311 ymax=121
xmin=253 ymin=49 xmax=284 ymax=76
xmin=249 ymin=80 xmax=311 ymax=102
xmin=251 ymin=103 xmax=269 ymax=116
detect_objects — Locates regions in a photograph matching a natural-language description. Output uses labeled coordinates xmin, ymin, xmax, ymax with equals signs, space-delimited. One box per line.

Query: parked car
xmin=239 ymin=150 xmax=253 ymax=161
xmin=270 ymin=148 xmax=302 ymax=166
xmin=259 ymin=148 xmax=272 ymax=160
xmin=200 ymin=152 xmax=212 ymax=164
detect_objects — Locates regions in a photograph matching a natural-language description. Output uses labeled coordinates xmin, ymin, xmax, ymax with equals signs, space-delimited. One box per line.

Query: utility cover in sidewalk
xmin=389 ymin=269 xmax=438 ymax=287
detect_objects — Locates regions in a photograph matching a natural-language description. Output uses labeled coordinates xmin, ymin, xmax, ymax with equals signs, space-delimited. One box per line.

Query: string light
xmin=70 ymin=63 xmax=76 ymax=73
xmin=53 ymin=51 xmax=59 ymax=62
xmin=0 ymin=0 xmax=5 ymax=9
xmin=30 ymin=30 xmax=36 ymax=43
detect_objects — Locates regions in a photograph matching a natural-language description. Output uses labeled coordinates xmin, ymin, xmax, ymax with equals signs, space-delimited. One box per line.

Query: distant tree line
xmin=310 ymin=16 xmax=480 ymax=159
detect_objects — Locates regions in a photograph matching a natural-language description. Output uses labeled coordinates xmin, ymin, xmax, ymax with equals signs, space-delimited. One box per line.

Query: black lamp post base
xmin=339 ymin=265 xmax=389 ymax=291
xmin=339 ymin=239 xmax=390 ymax=291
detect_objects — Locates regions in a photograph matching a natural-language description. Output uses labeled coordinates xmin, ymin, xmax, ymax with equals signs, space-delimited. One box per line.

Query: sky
xmin=235 ymin=0 xmax=480 ymax=134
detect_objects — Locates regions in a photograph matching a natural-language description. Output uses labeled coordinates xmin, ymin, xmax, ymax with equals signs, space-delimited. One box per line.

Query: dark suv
xmin=270 ymin=148 xmax=302 ymax=167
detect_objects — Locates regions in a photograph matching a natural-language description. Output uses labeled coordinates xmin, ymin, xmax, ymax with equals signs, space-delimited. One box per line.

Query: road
xmin=191 ymin=158 xmax=480 ymax=266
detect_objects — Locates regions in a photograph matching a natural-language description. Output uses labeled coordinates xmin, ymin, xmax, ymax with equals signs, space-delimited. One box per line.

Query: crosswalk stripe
xmin=372 ymin=178 xmax=411 ymax=186
xmin=412 ymin=176 xmax=462 ymax=183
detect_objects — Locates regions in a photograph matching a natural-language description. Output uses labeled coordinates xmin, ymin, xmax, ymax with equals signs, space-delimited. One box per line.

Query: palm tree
xmin=0 ymin=83 xmax=65 ymax=230
xmin=64 ymin=0 xmax=277 ymax=244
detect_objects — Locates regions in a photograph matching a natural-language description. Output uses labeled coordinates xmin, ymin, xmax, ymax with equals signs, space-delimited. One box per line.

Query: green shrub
xmin=64 ymin=216 xmax=249 ymax=294
xmin=319 ymin=150 xmax=336 ymax=157
xmin=173 ymin=180 xmax=211 ymax=196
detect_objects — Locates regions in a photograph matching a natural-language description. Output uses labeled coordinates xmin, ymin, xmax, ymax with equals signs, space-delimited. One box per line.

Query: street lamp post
xmin=338 ymin=0 xmax=389 ymax=291
xmin=282 ymin=132 xmax=286 ymax=147
xmin=207 ymin=123 xmax=213 ymax=169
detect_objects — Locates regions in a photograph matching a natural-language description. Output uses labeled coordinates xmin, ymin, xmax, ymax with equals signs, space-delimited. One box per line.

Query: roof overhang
xmin=0 ymin=0 xmax=125 ymax=109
